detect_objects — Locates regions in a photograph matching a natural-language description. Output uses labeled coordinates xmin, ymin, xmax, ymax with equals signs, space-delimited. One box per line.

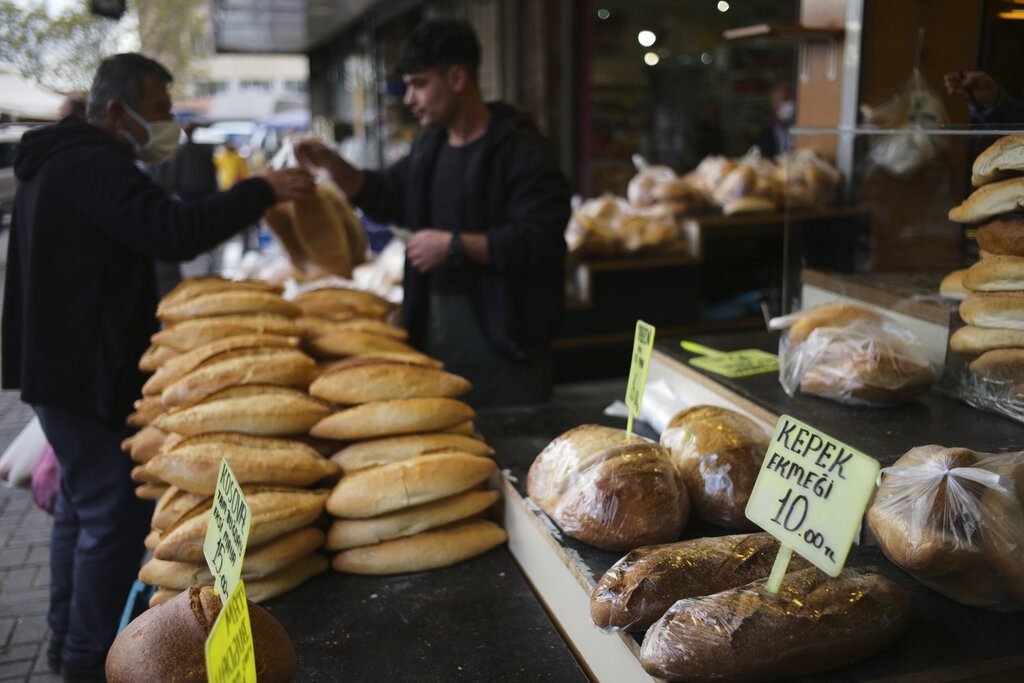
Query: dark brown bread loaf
xmin=976 ymin=215 xmax=1024 ymax=257
xmin=105 ymin=585 xmax=296 ymax=682
xmin=591 ymin=533 xmax=810 ymax=632
xmin=640 ymin=568 xmax=910 ymax=682
xmin=527 ymin=425 xmax=689 ymax=551
xmin=660 ymin=406 xmax=769 ymax=530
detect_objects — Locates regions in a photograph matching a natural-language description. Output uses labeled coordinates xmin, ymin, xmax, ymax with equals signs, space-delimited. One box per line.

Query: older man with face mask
xmin=1 ymin=53 xmax=312 ymax=680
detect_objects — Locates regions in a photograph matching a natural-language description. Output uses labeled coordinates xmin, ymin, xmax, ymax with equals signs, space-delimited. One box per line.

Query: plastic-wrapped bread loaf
xmin=866 ymin=445 xmax=1024 ymax=607
xmin=591 ymin=532 xmax=811 ymax=632
xmin=639 ymin=568 xmax=911 ymax=682
xmin=660 ymin=406 xmax=769 ymax=529
xmin=527 ymin=424 xmax=689 ymax=551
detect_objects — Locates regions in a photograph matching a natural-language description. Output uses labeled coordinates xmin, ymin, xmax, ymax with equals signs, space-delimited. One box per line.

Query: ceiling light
xmin=700 ymin=51 xmax=713 ymax=64
xmin=597 ymin=8 xmax=610 ymax=20
xmin=644 ymin=52 xmax=660 ymax=66
xmin=638 ymin=30 xmax=657 ymax=47
xmin=717 ymin=1 xmax=730 ymax=11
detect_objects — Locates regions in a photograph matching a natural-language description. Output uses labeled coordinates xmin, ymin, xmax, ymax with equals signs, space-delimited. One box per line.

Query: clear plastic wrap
xmin=626 ymin=154 xmax=679 ymax=208
xmin=565 ymin=193 xmax=689 ymax=257
xmin=525 ymin=424 xmax=689 ymax=552
xmin=770 ymin=303 xmax=935 ymax=406
xmin=659 ymin=406 xmax=770 ymax=530
xmin=639 ymin=567 xmax=911 ymax=683
xmin=866 ymin=445 xmax=1024 ymax=608
xmin=590 ymin=532 xmax=811 ymax=632
xmin=943 ymin=354 xmax=1024 ymax=427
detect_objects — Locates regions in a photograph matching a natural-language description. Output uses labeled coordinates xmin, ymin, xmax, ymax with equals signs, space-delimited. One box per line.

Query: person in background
xmin=1 ymin=52 xmax=312 ymax=680
xmin=57 ymin=94 xmax=87 ymax=121
xmin=214 ymin=140 xmax=249 ymax=191
xmin=943 ymin=70 xmax=1024 ymax=125
xmin=296 ymin=18 xmax=570 ymax=407
xmin=752 ymin=83 xmax=795 ymax=158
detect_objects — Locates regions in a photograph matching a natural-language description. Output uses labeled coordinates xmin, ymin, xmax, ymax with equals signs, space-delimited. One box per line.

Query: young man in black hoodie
xmin=297 ymin=19 xmax=571 ymax=407
xmin=1 ymin=53 xmax=312 ymax=680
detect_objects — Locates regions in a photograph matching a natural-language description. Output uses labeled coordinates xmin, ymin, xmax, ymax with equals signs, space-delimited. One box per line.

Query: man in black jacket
xmin=297 ymin=19 xmax=570 ymax=407
xmin=1 ymin=53 xmax=311 ymax=679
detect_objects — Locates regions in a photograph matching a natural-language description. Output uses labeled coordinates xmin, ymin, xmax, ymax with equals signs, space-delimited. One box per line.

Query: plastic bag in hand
xmin=770 ymin=303 xmax=935 ymax=406
xmin=867 ymin=445 xmax=1024 ymax=608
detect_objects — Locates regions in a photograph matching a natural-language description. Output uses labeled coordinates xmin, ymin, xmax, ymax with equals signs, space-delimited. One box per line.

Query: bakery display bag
xmin=639 ymin=568 xmax=911 ymax=682
xmin=770 ymin=303 xmax=935 ymax=406
xmin=867 ymin=445 xmax=1024 ymax=608
xmin=527 ymin=425 xmax=689 ymax=551
xmin=659 ymin=406 xmax=769 ymax=530
xmin=105 ymin=586 xmax=296 ymax=682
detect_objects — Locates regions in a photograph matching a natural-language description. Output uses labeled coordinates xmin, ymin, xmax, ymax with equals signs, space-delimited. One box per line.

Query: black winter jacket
xmin=1 ymin=117 xmax=275 ymax=425
xmin=355 ymin=102 xmax=570 ymax=357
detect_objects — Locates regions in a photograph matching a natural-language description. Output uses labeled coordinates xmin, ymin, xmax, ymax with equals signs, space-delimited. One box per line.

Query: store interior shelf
xmin=723 ymin=22 xmax=845 ymax=43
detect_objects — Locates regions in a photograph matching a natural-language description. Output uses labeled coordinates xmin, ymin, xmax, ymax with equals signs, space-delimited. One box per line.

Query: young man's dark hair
xmin=395 ymin=18 xmax=481 ymax=81
xmin=86 ymin=53 xmax=173 ymax=121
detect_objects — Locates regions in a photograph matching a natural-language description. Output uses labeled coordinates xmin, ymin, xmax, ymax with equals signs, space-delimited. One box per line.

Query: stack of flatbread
xmin=948 ymin=135 xmax=1024 ymax=392
xmin=308 ymin=358 xmax=507 ymax=575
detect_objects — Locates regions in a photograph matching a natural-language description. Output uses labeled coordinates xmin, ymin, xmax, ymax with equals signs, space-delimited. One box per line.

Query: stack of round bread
xmin=947 ymin=137 xmax=1024 ymax=396
xmin=307 ymin=358 xmax=507 ymax=574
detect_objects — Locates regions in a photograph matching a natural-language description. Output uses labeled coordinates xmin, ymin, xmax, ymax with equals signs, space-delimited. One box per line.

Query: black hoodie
xmin=355 ymin=101 xmax=570 ymax=357
xmin=1 ymin=117 xmax=275 ymax=425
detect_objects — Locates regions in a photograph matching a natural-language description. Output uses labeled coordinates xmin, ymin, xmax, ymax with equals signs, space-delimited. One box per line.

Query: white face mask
xmin=776 ymin=99 xmax=795 ymax=124
xmin=121 ymin=103 xmax=182 ymax=165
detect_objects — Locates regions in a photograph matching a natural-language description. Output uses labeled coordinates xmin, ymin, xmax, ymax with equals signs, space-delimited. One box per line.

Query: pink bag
xmin=30 ymin=445 xmax=60 ymax=514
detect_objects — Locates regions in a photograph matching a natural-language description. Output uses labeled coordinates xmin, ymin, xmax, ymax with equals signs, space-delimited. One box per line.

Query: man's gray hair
xmin=86 ymin=53 xmax=173 ymax=121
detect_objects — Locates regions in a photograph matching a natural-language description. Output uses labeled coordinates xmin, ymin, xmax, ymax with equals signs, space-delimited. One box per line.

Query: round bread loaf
xmin=939 ymin=269 xmax=969 ymax=300
xmin=969 ymin=349 xmax=1024 ymax=383
xmin=959 ymin=291 xmax=1024 ymax=330
xmin=976 ymin=215 xmax=1024 ymax=256
xmin=963 ymin=255 xmax=1024 ymax=291
xmin=948 ymin=176 xmax=1024 ymax=224
xmin=786 ymin=303 xmax=882 ymax=343
xmin=105 ymin=585 xmax=296 ymax=682
xmin=971 ymin=135 xmax=1024 ymax=187
xmin=948 ymin=325 xmax=1024 ymax=353
xmin=660 ymin=406 xmax=768 ymax=530
xmin=798 ymin=347 xmax=935 ymax=405
xmin=527 ymin=424 xmax=689 ymax=551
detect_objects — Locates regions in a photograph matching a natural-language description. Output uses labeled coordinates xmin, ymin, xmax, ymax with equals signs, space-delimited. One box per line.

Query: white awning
xmin=0 ymin=63 xmax=64 ymax=120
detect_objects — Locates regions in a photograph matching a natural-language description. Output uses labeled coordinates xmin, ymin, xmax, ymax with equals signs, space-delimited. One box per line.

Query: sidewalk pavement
xmin=0 ymin=391 xmax=58 ymax=683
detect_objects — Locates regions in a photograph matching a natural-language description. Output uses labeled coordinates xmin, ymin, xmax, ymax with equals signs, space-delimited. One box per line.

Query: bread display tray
xmin=482 ymin=334 xmax=1024 ymax=682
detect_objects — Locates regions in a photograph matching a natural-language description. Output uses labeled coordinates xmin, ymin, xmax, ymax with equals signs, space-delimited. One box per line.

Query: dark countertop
xmin=476 ymin=363 xmax=1024 ymax=682
xmin=261 ymin=546 xmax=588 ymax=682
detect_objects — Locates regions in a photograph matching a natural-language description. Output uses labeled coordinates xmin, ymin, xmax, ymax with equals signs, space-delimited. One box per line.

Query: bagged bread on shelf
xmin=659 ymin=406 xmax=768 ymax=530
xmin=147 ymin=433 xmax=338 ymax=495
xmin=626 ymin=155 xmax=678 ymax=209
xmin=639 ymin=568 xmax=910 ymax=682
xmin=772 ymin=148 xmax=841 ymax=208
xmin=971 ymin=134 xmax=1024 ymax=187
xmin=770 ymin=303 xmax=935 ymax=406
xmin=331 ymin=518 xmax=507 ymax=575
xmin=867 ymin=445 xmax=1024 ymax=607
xmin=975 ymin=215 xmax=1024 ymax=257
xmin=591 ymin=532 xmax=811 ymax=632
xmin=105 ymin=586 xmax=296 ymax=683
xmin=527 ymin=424 xmax=689 ymax=551
xmin=309 ymin=358 xmax=471 ymax=404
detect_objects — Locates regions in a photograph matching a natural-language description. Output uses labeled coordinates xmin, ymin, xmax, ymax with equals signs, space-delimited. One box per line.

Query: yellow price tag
xmin=625 ymin=320 xmax=656 ymax=436
xmin=682 ymin=340 xmax=778 ymax=378
xmin=205 ymin=580 xmax=257 ymax=683
xmin=203 ymin=459 xmax=252 ymax=598
xmin=745 ymin=415 xmax=879 ymax=590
